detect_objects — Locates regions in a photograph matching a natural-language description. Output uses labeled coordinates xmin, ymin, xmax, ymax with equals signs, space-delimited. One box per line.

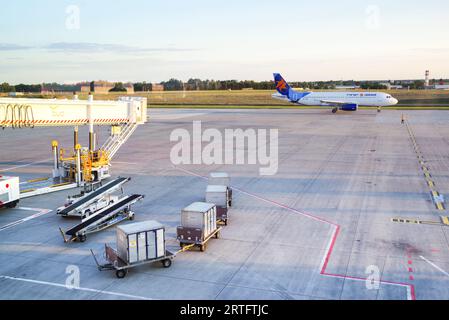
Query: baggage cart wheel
xmin=215 ymin=231 xmax=220 ymax=239
xmin=129 ymin=214 xmax=135 ymax=221
xmin=200 ymin=244 xmax=206 ymax=252
xmin=116 ymin=269 xmax=128 ymax=279
xmin=162 ymin=259 xmax=172 ymax=268
xmin=78 ymin=235 xmax=87 ymax=243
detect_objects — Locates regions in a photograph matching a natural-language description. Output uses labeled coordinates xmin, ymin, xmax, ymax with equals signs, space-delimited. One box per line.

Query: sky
xmin=0 ymin=0 xmax=448 ymax=84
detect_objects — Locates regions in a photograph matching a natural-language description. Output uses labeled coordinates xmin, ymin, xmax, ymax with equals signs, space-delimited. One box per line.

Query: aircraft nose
xmin=392 ymin=98 xmax=399 ymax=105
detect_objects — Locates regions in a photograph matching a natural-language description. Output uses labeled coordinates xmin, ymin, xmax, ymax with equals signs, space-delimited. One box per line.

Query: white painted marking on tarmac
xmin=0 ymin=275 xmax=154 ymax=300
xmin=150 ymin=112 xmax=206 ymax=120
xmin=0 ymin=208 xmax=52 ymax=232
xmin=111 ymin=161 xmax=138 ymax=165
xmin=0 ymin=159 xmax=51 ymax=173
xmin=420 ymin=256 xmax=449 ymax=278
xmin=319 ymin=225 xmax=339 ymax=273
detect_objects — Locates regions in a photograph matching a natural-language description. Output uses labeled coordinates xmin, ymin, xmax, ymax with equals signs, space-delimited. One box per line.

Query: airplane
xmin=272 ymin=73 xmax=399 ymax=113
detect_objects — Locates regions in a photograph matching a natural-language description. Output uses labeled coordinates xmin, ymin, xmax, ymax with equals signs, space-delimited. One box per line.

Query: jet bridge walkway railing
xmin=101 ymin=122 xmax=139 ymax=160
xmin=57 ymin=177 xmax=130 ymax=216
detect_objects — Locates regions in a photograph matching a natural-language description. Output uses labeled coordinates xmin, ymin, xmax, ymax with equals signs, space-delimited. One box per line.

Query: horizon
xmin=1 ymin=0 xmax=448 ymax=83
xmin=2 ymin=76 xmax=445 ymax=87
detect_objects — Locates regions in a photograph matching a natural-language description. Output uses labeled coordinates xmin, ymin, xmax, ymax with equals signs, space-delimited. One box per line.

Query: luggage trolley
xmin=91 ymin=220 xmax=175 ymax=278
xmin=177 ymin=226 xmax=223 ymax=252
xmin=91 ymin=244 xmax=176 ymax=279
xmin=177 ymin=202 xmax=222 ymax=252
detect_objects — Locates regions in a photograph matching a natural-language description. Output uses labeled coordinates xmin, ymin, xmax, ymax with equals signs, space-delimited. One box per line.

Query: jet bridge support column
xmin=74 ymin=126 xmax=79 ymax=152
xmin=75 ymin=144 xmax=82 ymax=186
xmin=52 ymin=140 xmax=60 ymax=178
xmin=87 ymin=93 xmax=96 ymax=153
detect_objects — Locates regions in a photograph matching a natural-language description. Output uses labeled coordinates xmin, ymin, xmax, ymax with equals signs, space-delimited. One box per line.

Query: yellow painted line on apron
xmin=406 ymin=119 xmax=446 ymax=212
xmin=20 ymin=189 xmax=37 ymax=194
xmin=26 ymin=177 xmax=50 ymax=184
xmin=441 ymin=217 xmax=449 ymax=226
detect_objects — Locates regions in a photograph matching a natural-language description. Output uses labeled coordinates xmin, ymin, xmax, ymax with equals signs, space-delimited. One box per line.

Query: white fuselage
xmin=302 ymin=92 xmax=398 ymax=107
xmin=274 ymin=91 xmax=399 ymax=107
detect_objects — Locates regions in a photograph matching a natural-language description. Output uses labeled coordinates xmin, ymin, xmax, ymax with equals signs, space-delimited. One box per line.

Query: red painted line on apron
xmin=175 ymin=166 xmax=417 ymax=300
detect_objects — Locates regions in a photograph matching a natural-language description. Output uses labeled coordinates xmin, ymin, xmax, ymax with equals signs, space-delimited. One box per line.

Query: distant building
xmin=41 ymin=84 xmax=55 ymax=95
xmin=380 ymin=83 xmax=403 ymax=90
xmin=40 ymin=89 xmax=54 ymax=95
xmin=8 ymin=92 xmax=24 ymax=97
xmin=80 ymin=81 xmax=134 ymax=94
xmin=92 ymin=81 xmax=115 ymax=94
xmin=335 ymin=85 xmax=361 ymax=90
xmin=124 ymin=83 xmax=134 ymax=94
xmin=433 ymin=84 xmax=449 ymax=90
xmin=79 ymin=82 xmax=91 ymax=93
xmin=80 ymin=81 xmax=114 ymax=94
xmin=151 ymin=83 xmax=164 ymax=92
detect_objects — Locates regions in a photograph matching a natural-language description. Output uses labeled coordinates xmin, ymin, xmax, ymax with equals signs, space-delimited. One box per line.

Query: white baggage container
xmin=0 ymin=176 xmax=20 ymax=209
xmin=181 ymin=202 xmax=217 ymax=239
xmin=209 ymin=173 xmax=230 ymax=187
xmin=206 ymin=185 xmax=228 ymax=208
xmin=116 ymin=221 xmax=165 ymax=264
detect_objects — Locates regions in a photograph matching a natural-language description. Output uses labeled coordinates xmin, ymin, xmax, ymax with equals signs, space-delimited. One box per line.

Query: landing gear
xmin=377 ymin=107 xmax=382 ymax=113
xmin=332 ymin=107 xmax=338 ymax=114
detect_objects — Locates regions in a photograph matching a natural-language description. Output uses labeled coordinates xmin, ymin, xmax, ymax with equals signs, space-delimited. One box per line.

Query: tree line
xmin=0 ymin=79 xmax=432 ymax=93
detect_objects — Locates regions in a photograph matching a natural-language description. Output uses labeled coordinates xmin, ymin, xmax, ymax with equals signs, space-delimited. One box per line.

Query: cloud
xmin=0 ymin=44 xmax=33 ymax=51
xmin=0 ymin=42 xmax=195 ymax=53
xmin=411 ymin=48 xmax=449 ymax=54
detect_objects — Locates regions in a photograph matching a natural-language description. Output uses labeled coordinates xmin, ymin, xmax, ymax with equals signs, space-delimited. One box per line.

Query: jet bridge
xmin=0 ymin=96 xmax=146 ymax=128
xmin=0 ymin=94 xmax=148 ymax=198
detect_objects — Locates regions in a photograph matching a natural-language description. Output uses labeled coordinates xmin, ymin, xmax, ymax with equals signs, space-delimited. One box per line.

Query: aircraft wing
xmin=272 ymin=93 xmax=291 ymax=102
xmin=320 ymin=100 xmax=353 ymax=106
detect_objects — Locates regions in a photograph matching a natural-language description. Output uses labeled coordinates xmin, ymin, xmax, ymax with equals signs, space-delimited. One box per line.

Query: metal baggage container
xmin=209 ymin=172 xmax=230 ymax=187
xmin=206 ymin=185 xmax=228 ymax=208
xmin=180 ymin=202 xmax=217 ymax=240
xmin=117 ymin=221 xmax=165 ymax=264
